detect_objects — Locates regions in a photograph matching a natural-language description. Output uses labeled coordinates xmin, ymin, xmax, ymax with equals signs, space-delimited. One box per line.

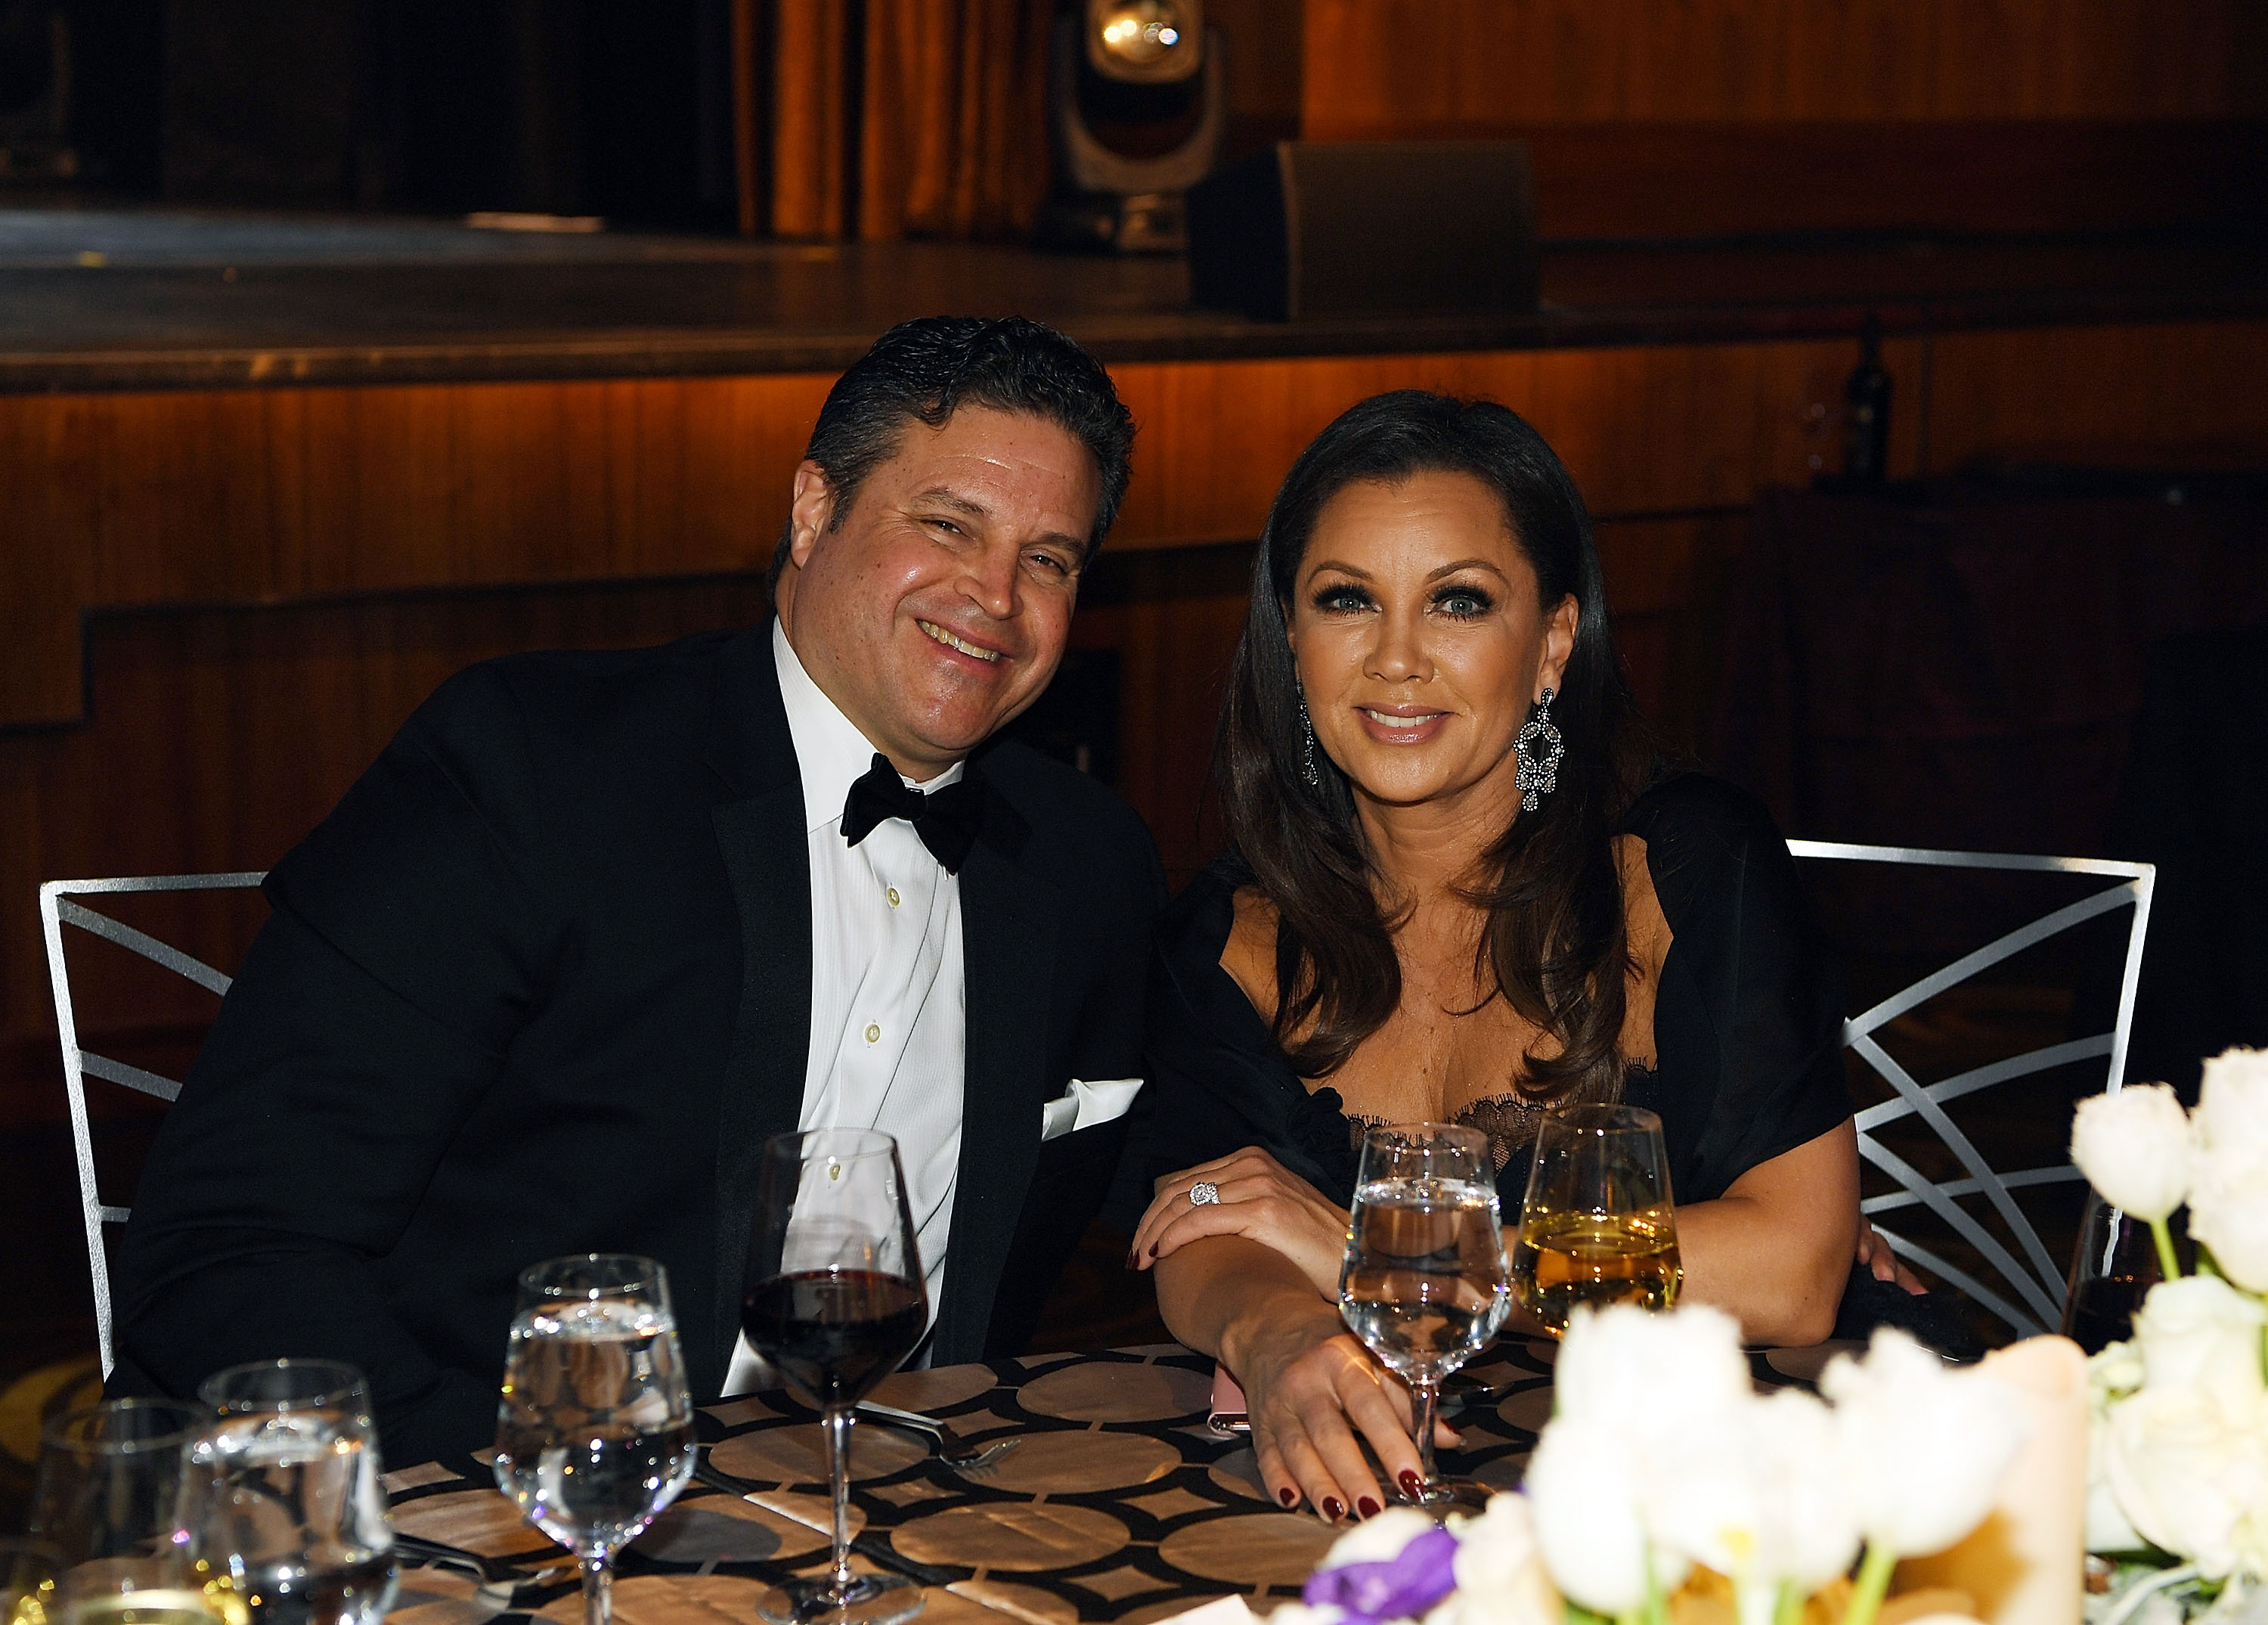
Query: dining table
xmin=378 ymin=1336 xmax=1847 ymax=1625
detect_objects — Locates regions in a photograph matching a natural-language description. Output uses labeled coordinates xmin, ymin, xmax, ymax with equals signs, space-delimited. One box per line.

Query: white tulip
xmin=2086 ymin=1341 xmax=2149 ymax=1555
xmin=1649 ymin=1388 xmax=1859 ymax=1625
xmin=2130 ymin=1274 xmax=2267 ymax=1414
xmin=2197 ymin=1049 xmax=2268 ymax=1156
xmin=1553 ymin=1301 xmax=1752 ymax=1444
xmin=1525 ymin=1409 xmax=1689 ymax=1616
xmin=1822 ymin=1329 xmax=2030 ymax=1558
xmin=2090 ymin=1338 xmax=2146 ymax=1406
xmin=1426 ymin=1495 xmax=1558 ymax=1625
xmin=2102 ymin=1378 xmax=2268 ymax=1578
xmin=2188 ymin=1145 xmax=2268 ymax=1295
xmin=2071 ymin=1084 xmax=2194 ymax=1223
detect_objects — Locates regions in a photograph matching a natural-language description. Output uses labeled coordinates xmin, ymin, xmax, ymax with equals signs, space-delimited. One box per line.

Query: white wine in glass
xmin=1511 ymin=1103 xmax=1681 ymax=1334
xmin=1338 ymin=1123 xmax=1509 ymax=1513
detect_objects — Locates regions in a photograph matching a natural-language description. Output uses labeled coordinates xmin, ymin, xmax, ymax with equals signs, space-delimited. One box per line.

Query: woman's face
xmin=1287 ymin=471 xmax=1579 ymax=815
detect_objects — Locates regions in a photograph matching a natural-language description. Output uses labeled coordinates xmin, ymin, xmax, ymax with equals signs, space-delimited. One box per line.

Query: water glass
xmin=1511 ymin=1102 xmax=1682 ymax=1333
xmin=184 ymin=1361 xmax=396 ymax=1625
xmin=742 ymin=1127 xmax=930 ymax=1625
xmin=29 ymin=1397 xmax=225 ymax=1625
xmin=1338 ymin=1123 xmax=1509 ymax=1512
xmin=494 ymin=1255 xmax=695 ymax=1625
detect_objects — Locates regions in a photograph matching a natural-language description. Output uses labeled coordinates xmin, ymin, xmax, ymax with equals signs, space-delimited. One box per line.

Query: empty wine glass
xmin=1338 ymin=1123 xmax=1509 ymax=1513
xmin=742 ymin=1127 xmax=930 ymax=1625
xmin=29 ymin=1397 xmax=229 ymax=1625
xmin=184 ymin=1360 xmax=397 ymax=1625
xmin=1511 ymin=1102 xmax=1681 ymax=1333
xmin=494 ymin=1255 xmax=695 ymax=1625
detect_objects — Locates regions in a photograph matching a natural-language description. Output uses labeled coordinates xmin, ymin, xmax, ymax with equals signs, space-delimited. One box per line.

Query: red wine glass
xmin=743 ymin=1128 xmax=929 ymax=1625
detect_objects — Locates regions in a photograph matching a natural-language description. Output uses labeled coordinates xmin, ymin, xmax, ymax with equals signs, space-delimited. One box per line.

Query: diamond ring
xmin=1188 ymin=1182 xmax=1221 ymax=1206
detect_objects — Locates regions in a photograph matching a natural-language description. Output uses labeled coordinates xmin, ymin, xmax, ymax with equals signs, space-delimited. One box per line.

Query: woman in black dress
xmin=1126 ymin=392 xmax=1876 ymax=1522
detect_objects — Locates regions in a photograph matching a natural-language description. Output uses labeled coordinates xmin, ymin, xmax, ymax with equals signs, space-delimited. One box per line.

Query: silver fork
xmin=854 ymin=1400 xmax=1019 ymax=1475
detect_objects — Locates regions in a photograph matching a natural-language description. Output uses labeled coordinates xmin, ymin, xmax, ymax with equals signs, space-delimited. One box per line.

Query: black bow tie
xmin=841 ymin=754 xmax=987 ymax=874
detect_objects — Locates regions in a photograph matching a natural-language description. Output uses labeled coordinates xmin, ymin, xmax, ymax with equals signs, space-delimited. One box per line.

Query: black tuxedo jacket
xmin=114 ymin=624 xmax=1164 ymax=1465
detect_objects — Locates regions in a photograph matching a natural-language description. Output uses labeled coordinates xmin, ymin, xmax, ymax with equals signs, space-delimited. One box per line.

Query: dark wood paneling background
xmin=14 ymin=323 xmax=2268 ymax=1128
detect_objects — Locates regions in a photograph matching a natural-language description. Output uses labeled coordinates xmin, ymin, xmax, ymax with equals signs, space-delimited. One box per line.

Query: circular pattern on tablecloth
xmin=536 ymin=1574 xmax=776 ymax=1625
xmin=946 ymin=1580 xmax=1081 ymax=1625
xmin=1204 ymin=1447 xmax=1272 ymax=1502
xmin=1158 ymin=1513 xmax=1339 ymax=1587
xmin=630 ymin=1492 xmax=832 ymax=1565
xmin=871 ymin=1365 xmax=999 ymax=1413
xmin=710 ymin=1419 xmax=926 ymax=1485
xmin=392 ymin=1487 xmax=558 ymax=1556
xmin=1016 ymin=1361 xmax=1211 ymax=1423
xmin=1494 ymin=1384 xmax=1553 ymax=1436
xmin=891 ymin=1503 xmax=1128 ymax=1571
xmin=970 ymin=1429 xmax=1182 ymax=1496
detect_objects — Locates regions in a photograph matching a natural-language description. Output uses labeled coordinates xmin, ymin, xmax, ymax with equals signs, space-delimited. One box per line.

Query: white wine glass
xmin=1338 ymin=1123 xmax=1509 ymax=1513
xmin=741 ymin=1127 xmax=929 ymax=1625
xmin=1510 ymin=1102 xmax=1681 ymax=1333
xmin=184 ymin=1360 xmax=397 ymax=1625
xmin=494 ymin=1255 xmax=696 ymax=1625
xmin=29 ymin=1398 xmax=237 ymax=1625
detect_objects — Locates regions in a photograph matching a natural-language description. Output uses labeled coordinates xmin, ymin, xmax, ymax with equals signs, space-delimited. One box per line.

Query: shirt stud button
xmin=864 ymin=1022 xmax=881 ymax=1045
xmin=887 ymin=886 xmax=900 ymax=907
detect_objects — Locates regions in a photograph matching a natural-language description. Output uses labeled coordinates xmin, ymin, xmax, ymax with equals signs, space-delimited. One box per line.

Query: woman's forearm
xmin=1669 ymin=1123 xmax=1860 ymax=1345
xmin=1155 ymin=1234 xmax=1344 ymax=1372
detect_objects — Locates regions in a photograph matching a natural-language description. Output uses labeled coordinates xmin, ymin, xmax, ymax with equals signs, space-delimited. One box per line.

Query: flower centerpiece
xmin=2069 ymin=1049 xmax=2268 ymax=1623
xmin=1259 ymin=1303 xmax=2025 ymax=1625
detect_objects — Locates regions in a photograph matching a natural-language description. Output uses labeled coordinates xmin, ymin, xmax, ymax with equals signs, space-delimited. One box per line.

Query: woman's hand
xmin=1132 ymin=1147 xmax=1350 ymax=1297
xmin=1223 ymin=1297 xmax=1447 ymax=1522
xmin=1855 ymin=1215 xmax=1927 ymax=1294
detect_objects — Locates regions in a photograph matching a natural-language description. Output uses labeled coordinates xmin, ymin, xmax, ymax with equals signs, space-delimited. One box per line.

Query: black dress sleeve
xmin=1625 ymin=775 xmax=1853 ymax=1205
xmin=1120 ymin=864 xmax=1361 ymax=1221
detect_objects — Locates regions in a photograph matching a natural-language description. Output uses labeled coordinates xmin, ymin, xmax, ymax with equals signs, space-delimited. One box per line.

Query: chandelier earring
xmin=1297 ymin=692 xmax=1322 ymax=789
xmin=1514 ymin=686 xmax=1564 ymax=812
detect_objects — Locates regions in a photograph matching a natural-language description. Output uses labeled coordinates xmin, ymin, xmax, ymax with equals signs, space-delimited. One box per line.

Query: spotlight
xmin=1038 ymin=0 xmax=1225 ymax=254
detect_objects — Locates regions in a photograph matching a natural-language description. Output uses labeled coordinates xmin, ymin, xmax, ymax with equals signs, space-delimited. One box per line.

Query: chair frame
xmin=1787 ymin=839 xmax=2154 ymax=1338
xmin=39 ymin=871 xmax=267 ymax=1375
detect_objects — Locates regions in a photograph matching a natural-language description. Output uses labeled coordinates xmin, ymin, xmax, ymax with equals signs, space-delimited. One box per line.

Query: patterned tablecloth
xmin=381 ymin=1338 xmax=1841 ymax=1625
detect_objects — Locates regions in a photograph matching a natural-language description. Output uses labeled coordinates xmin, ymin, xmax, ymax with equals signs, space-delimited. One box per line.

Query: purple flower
xmin=1303 ymin=1524 xmax=1461 ymax=1624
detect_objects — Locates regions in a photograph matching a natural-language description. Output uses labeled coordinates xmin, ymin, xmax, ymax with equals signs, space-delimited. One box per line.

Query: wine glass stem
xmin=1411 ymin=1375 xmax=1441 ymax=1489
xmin=824 ymin=1406 xmax=856 ymax=1593
xmin=580 ymin=1554 xmax=612 ymax=1625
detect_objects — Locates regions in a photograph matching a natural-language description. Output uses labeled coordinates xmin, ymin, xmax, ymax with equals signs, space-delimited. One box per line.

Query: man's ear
xmin=787 ymin=461 xmax=837 ymax=569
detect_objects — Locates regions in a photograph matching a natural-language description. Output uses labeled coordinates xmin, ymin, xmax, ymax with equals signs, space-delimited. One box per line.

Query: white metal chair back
xmin=39 ymin=872 xmax=267 ymax=1375
xmin=1787 ymin=840 xmax=2153 ymax=1339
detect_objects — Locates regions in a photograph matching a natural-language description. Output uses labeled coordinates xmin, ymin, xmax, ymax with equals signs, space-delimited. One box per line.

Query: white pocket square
xmin=1039 ymin=1077 xmax=1145 ymax=1142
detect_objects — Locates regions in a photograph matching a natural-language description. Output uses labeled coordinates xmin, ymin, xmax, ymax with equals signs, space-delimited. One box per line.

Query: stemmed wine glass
xmin=29 ymin=1399 xmax=228 ymax=1625
xmin=1337 ymin=1123 xmax=1510 ymax=1513
xmin=183 ymin=1360 xmax=398 ymax=1625
xmin=494 ymin=1255 xmax=696 ymax=1625
xmin=1510 ymin=1102 xmax=1681 ymax=1333
xmin=742 ymin=1127 xmax=930 ymax=1625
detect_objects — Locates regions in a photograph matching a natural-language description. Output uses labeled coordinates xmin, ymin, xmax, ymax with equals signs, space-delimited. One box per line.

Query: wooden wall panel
xmin=1300 ymin=0 xmax=2265 ymax=131
xmin=9 ymin=318 xmax=2268 ymax=1124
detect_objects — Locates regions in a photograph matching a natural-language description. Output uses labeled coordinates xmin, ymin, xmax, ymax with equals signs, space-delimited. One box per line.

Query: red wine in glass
xmin=741 ymin=1270 xmax=927 ymax=1409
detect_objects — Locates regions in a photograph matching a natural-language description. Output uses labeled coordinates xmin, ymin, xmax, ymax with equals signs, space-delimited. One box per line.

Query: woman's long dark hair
xmin=1217 ymin=390 xmax=1657 ymax=1102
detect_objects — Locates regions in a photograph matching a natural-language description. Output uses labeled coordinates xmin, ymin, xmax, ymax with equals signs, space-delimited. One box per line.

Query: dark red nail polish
xmin=1399 ymin=1471 xmax=1423 ymax=1499
xmin=1357 ymin=1497 xmax=1380 ymax=1519
xmin=1322 ymin=1498 xmax=1345 ymax=1521
xmin=1278 ymin=1487 xmax=1297 ymax=1507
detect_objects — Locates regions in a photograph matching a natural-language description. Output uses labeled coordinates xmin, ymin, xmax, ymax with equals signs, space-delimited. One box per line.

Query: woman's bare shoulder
xmin=1220 ymin=885 xmax=1281 ymax=1024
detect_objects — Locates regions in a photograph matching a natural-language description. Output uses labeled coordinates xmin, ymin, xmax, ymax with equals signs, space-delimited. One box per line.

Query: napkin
xmin=1040 ymin=1077 xmax=1144 ymax=1141
xmin=1895 ymin=1335 xmax=2087 ymax=1625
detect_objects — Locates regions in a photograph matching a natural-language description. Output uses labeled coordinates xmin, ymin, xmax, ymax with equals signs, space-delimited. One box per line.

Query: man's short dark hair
xmin=767 ymin=316 xmax=1136 ymax=594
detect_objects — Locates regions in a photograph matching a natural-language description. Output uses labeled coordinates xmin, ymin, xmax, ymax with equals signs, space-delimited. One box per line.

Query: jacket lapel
xmin=705 ymin=627 xmax=813 ymax=1379
xmin=930 ymin=786 xmax=1058 ymax=1363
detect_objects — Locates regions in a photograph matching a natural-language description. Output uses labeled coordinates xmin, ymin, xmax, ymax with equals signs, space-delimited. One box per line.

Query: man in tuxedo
xmin=114 ymin=316 xmax=1163 ymax=1464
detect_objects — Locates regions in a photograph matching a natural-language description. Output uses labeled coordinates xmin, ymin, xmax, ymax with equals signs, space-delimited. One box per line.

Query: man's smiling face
xmin=773 ymin=405 xmax=1102 ymax=780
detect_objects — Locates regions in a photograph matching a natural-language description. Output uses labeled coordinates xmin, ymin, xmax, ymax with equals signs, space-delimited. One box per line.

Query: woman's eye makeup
xmin=1310 ymin=581 xmax=1374 ymax=613
xmin=1432 ymin=582 xmax=1495 ymax=617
